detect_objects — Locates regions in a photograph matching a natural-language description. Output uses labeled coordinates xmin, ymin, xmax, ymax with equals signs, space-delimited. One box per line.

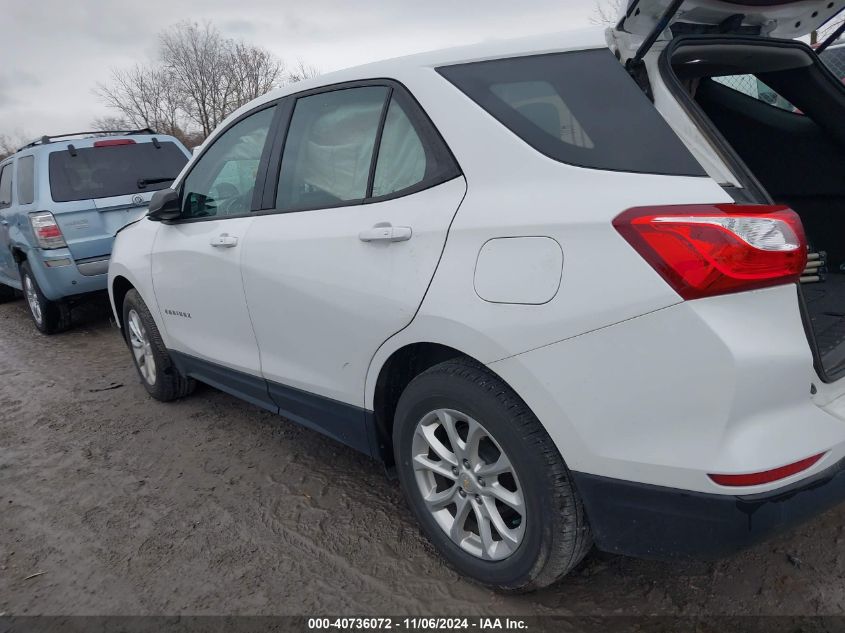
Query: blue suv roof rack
xmin=17 ymin=128 xmax=157 ymax=152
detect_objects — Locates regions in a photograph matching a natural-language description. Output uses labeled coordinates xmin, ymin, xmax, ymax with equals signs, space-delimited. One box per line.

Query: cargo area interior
xmin=665 ymin=38 xmax=845 ymax=379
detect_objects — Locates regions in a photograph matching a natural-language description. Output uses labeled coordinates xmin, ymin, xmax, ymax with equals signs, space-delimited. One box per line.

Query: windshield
xmin=49 ymin=141 xmax=188 ymax=202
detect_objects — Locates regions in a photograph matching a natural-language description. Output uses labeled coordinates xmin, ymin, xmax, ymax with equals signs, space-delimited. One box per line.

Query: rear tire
xmin=393 ymin=359 xmax=592 ymax=592
xmin=20 ymin=261 xmax=71 ymax=334
xmin=122 ymin=288 xmax=194 ymax=401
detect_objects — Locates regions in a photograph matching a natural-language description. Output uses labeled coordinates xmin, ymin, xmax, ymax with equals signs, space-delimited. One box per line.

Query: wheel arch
xmin=111 ymin=274 xmax=135 ymax=331
xmin=370 ymin=337 xmax=532 ymax=468
xmin=11 ymin=245 xmax=27 ymax=264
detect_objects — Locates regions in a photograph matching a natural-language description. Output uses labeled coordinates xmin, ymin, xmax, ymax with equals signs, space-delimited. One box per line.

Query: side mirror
xmin=147 ymin=188 xmax=182 ymax=222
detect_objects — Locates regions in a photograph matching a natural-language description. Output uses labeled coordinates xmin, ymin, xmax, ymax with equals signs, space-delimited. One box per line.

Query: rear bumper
xmin=572 ymin=458 xmax=845 ymax=559
xmin=29 ymin=249 xmax=109 ymax=300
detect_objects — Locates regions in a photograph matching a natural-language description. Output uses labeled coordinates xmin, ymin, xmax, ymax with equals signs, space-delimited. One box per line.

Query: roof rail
xmin=17 ymin=128 xmax=157 ymax=152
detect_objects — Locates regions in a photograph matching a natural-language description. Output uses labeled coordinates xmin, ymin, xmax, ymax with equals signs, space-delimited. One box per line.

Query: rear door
xmin=621 ymin=0 xmax=839 ymax=39
xmin=240 ymin=83 xmax=464 ymax=443
xmin=48 ymin=139 xmax=189 ymax=260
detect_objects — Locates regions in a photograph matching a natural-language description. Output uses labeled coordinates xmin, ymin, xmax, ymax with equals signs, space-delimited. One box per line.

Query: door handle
xmin=358 ymin=223 xmax=412 ymax=243
xmin=210 ymin=233 xmax=238 ymax=248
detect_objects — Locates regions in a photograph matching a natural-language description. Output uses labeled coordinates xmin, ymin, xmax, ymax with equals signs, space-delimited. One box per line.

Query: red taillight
xmin=613 ymin=204 xmax=807 ymax=300
xmin=29 ymin=211 xmax=67 ymax=249
xmin=93 ymin=139 xmax=135 ymax=147
xmin=38 ymin=225 xmax=62 ymax=239
xmin=708 ymin=453 xmax=824 ymax=487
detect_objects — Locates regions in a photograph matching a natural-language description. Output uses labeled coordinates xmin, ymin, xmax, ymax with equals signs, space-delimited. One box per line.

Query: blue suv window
xmin=17 ymin=156 xmax=35 ymax=205
xmin=49 ymin=141 xmax=188 ymax=202
xmin=0 ymin=164 xmax=12 ymax=208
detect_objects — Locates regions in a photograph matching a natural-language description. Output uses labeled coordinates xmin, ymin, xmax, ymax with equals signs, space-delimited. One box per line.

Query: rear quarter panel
xmin=365 ymin=64 xmax=734 ymax=408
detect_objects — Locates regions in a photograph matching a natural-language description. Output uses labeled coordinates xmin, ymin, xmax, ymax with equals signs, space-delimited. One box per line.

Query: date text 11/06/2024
xmin=307 ymin=617 xmax=529 ymax=630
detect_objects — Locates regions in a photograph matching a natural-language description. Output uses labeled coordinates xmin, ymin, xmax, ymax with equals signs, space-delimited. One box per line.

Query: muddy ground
xmin=2 ymin=295 xmax=845 ymax=618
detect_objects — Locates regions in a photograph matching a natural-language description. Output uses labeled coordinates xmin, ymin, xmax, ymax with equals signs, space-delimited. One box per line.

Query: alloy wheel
xmin=411 ymin=408 xmax=525 ymax=561
xmin=24 ymin=275 xmax=43 ymax=326
xmin=127 ymin=309 xmax=157 ymax=386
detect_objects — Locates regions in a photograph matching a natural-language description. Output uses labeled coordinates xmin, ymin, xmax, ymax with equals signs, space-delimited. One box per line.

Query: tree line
xmin=1 ymin=20 xmax=318 ymax=158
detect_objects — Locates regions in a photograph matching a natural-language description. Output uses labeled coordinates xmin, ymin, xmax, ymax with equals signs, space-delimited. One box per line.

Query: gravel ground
xmin=2 ymin=294 xmax=845 ymax=618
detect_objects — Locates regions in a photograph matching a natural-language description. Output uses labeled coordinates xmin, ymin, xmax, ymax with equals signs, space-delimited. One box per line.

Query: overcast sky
xmin=1 ymin=0 xmax=598 ymax=140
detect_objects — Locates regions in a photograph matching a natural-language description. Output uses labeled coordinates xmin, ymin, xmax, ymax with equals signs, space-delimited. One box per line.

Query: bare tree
xmin=590 ymin=0 xmax=625 ymax=26
xmin=95 ymin=64 xmax=184 ymax=134
xmin=0 ymin=131 xmax=32 ymax=160
xmin=97 ymin=20 xmax=308 ymax=142
xmin=91 ymin=115 xmax=133 ymax=133
xmin=0 ymin=136 xmax=18 ymax=161
xmin=158 ymin=21 xmax=231 ymax=136
xmin=228 ymin=40 xmax=284 ymax=106
xmin=157 ymin=21 xmax=286 ymax=136
xmin=286 ymin=59 xmax=321 ymax=83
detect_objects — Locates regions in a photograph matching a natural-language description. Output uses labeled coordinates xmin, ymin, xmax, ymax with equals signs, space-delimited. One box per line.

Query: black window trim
xmin=365 ymin=86 xmax=395 ymax=199
xmin=0 ymin=161 xmax=14 ymax=210
xmin=258 ymin=77 xmax=463 ymax=216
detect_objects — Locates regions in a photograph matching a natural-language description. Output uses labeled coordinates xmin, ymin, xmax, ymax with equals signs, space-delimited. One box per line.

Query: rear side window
xmin=0 ymin=164 xmax=12 ymax=208
xmin=276 ymin=87 xmax=388 ymax=211
xmin=373 ymin=91 xmax=457 ymax=199
xmin=49 ymin=141 xmax=188 ymax=202
xmin=17 ymin=155 xmax=35 ymax=205
xmin=275 ymin=85 xmax=460 ymax=212
xmin=438 ymin=49 xmax=706 ymax=176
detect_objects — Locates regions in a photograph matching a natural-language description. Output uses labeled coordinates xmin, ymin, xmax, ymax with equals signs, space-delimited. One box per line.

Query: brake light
xmin=708 ymin=453 xmax=824 ymax=487
xmin=29 ymin=211 xmax=67 ymax=249
xmin=613 ymin=204 xmax=807 ymax=300
xmin=93 ymin=139 xmax=135 ymax=147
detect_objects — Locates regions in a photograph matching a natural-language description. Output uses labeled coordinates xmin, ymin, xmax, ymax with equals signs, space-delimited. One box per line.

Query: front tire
xmin=122 ymin=289 xmax=194 ymax=401
xmin=20 ymin=261 xmax=71 ymax=334
xmin=393 ymin=359 xmax=592 ymax=592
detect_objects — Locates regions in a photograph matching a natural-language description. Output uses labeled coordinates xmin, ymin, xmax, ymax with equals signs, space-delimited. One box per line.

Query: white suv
xmin=109 ymin=0 xmax=845 ymax=591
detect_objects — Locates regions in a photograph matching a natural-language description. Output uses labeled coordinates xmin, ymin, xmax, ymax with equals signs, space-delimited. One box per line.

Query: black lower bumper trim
xmin=571 ymin=458 xmax=845 ymax=560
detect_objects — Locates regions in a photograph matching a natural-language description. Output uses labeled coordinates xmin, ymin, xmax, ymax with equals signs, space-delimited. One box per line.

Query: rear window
xmin=437 ymin=49 xmax=706 ymax=176
xmin=49 ymin=141 xmax=188 ymax=202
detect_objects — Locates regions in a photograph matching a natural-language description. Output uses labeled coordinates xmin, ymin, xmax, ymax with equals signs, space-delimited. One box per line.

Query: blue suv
xmin=0 ymin=130 xmax=190 ymax=333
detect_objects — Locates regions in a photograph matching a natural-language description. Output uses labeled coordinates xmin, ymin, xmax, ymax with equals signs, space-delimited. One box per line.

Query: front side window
xmin=0 ymin=164 xmax=13 ymax=207
xmin=276 ymin=87 xmax=388 ymax=211
xmin=182 ymin=106 xmax=276 ymax=219
xmin=17 ymin=155 xmax=35 ymax=205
